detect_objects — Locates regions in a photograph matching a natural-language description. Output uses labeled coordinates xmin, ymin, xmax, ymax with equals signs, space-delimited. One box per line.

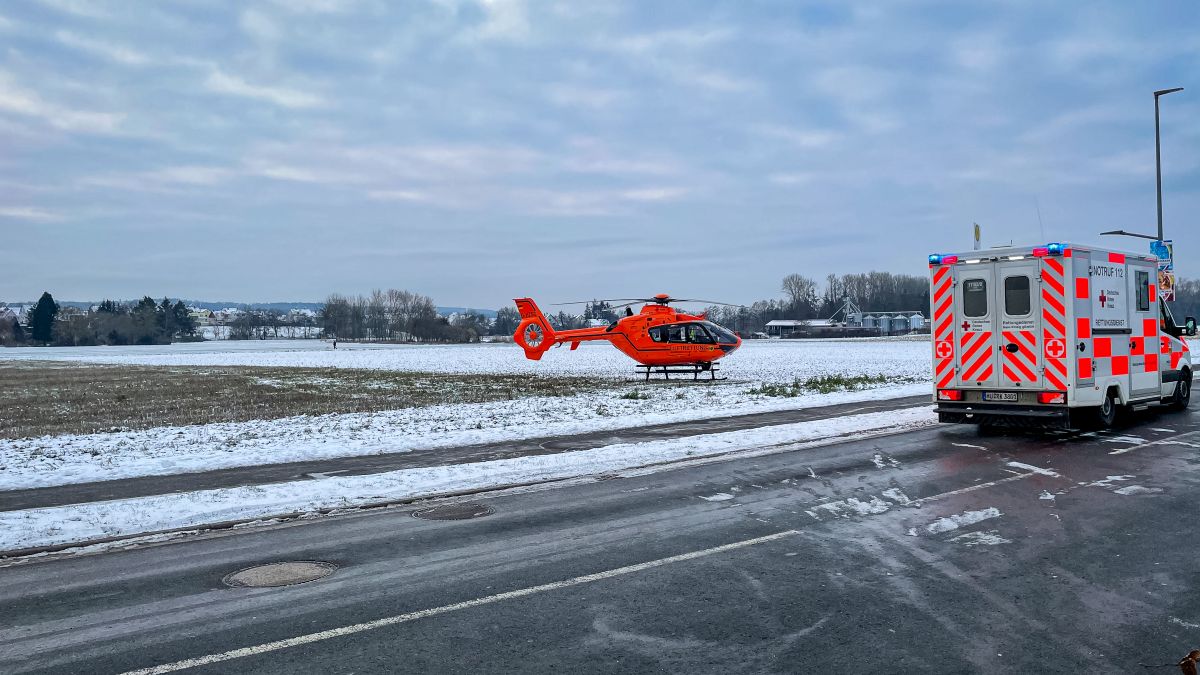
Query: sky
xmin=1 ymin=0 xmax=1198 ymax=308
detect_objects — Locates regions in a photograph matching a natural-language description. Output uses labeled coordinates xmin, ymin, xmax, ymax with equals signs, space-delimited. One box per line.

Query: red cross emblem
xmin=1045 ymin=338 xmax=1066 ymax=359
xmin=935 ymin=340 xmax=953 ymax=359
xmin=1098 ymin=291 xmax=1108 ymax=308
xmin=961 ymin=320 xmax=971 ymax=331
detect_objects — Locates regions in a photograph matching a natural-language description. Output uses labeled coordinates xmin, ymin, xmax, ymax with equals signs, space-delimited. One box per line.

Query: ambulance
xmin=928 ymin=242 xmax=1195 ymax=429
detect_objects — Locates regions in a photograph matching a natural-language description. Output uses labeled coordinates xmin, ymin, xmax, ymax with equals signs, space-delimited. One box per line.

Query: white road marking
xmin=1108 ymin=430 xmax=1200 ymax=455
xmin=1005 ymin=461 xmax=1059 ymax=477
xmin=119 ymin=529 xmax=801 ymax=675
xmin=303 ymin=470 xmax=350 ymax=480
xmin=952 ymin=442 xmax=987 ymax=450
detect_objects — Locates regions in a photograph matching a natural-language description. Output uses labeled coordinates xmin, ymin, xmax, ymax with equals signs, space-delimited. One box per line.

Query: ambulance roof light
xmin=929 ymin=254 xmax=959 ymax=266
xmin=1032 ymin=243 xmax=1064 ymax=257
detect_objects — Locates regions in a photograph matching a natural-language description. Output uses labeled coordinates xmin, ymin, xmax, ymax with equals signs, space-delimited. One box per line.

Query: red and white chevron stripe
xmin=1040 ymin=257 xmax=1067 ymax=390
xmin=931 ymin=266 xmax=955 ymax=388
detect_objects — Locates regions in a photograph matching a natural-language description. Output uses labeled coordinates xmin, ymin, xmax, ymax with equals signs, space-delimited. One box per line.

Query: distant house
xmin=0 ymin=306 xmax=16 ymax=327
xmin=765 ymin=319 xmax=805 ymax=338
xmin=189 ymin=309 xmax=214 ymax=325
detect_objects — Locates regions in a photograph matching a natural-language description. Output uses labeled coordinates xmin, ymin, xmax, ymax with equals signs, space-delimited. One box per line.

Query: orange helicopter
xmin=512 ymin=294 xmax=742 ymax=379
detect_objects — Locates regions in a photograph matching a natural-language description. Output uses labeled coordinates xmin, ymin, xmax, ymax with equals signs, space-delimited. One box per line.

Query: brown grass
xmin=0 ymin=361 xmax=607 ymax=439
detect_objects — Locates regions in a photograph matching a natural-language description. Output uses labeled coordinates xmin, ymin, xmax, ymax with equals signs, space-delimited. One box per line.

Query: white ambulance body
xmin=929 ymin=242 xmax=1195 ymax=428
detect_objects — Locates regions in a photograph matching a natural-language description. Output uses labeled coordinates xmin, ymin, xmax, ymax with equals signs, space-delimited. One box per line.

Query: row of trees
xmin=320 ymin=290 xmax=499 ymax=343
xmin=2 ymin=293 xmax=197 ymax=346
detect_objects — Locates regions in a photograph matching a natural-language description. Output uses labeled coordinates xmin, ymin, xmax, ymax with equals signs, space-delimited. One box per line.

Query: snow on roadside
xmin=0 ymin=382 xmax=929 ymax=490
xmin=0 ymin=407 xmax=936 ymax=552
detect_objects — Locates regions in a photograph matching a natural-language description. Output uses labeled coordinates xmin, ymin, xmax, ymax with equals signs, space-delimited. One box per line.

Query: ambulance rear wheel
xmin=1092 ymin=391 xmax=1118 ymax=429
xmin=1170 ymin=371 xmax=1191 ymax=411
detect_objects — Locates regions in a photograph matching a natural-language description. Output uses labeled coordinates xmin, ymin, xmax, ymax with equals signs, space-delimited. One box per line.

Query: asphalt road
xmin=2 ymin=404 xmax=1199 ymax=674
xmin=0 ymin=395 xmax=927 ymax=511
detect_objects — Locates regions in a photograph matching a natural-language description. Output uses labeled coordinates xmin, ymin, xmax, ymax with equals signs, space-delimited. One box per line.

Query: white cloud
xmin=609 ymin=28 xmax=733 ymax=55
xmin=460 ymin=0 xmax=530 ymax=43
xmin=754 ymin=124 xmax=840 ymax=149
xmin=0 ymin=73 xmax=123 ymax=133
xmin=768 ymin=172 xmax=815 ymax=186
xmin=545 ymin=83 xmax=625 ymax=110
xmin=239 ymin=9 xmax=281 ymax=44
xmin=0 ymin=206 xmax=61 ymax=221
xmin=55 ymin=30 xmax=149 ymax=65
xmin=367 ymin=189 xmax=432 ymax=202
xmin=204 ymin=70 xmax=324 ymax=109
xmin=620 ymin=187 xmax=688 ymax=202
xmin=266 ymin=0 xmax=356 ymax=12
xmin=150 ymin=165 xmax=236 ymax=185
xmin=36 ymin=0 xmax=107 ymax=19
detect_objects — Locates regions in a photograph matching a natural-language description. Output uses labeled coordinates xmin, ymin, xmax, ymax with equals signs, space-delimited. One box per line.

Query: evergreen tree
xmin=132 ymin=296 xmax=159 ymax=344
xmin=28 ymin=292 xmax=59 ymax=343
xmin=172 ymin=301 xmax=195 ymax=336
xmin=157 ymin=297 xmax=173 ymax=336
xmin=12 ymin=317 xmax=25 ymax=343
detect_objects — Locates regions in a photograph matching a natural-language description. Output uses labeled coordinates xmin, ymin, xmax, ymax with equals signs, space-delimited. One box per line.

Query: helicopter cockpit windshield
xmin=701 ymin=321 xmax=738 ymax=344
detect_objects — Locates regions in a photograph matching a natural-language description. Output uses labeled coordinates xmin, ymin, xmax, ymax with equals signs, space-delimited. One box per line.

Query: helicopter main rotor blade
xmin=669 ymin=299 xmax=746 ymax=307
xmin=549 ymin=298 xmax=652 ymax=306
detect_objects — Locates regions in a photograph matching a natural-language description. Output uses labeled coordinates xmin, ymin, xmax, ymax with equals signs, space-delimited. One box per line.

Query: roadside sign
xmin=1153 ymin=240 xmax=1175 ymax=302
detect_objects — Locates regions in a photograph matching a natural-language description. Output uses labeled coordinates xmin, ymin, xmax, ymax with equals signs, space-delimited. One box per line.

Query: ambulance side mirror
xmin=1186 ymin=317 xmax=1197 ymax=337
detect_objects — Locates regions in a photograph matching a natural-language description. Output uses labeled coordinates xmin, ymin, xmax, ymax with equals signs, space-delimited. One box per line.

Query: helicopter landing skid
xmin=635 ymin=363 xmax=724 ymax=382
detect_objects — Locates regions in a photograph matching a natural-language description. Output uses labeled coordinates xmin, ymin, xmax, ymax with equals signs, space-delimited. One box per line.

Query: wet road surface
xmin=1 ymin=404 xmax=1198 ymax=673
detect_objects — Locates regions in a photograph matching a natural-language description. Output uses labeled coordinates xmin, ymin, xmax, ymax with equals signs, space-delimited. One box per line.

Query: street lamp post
xmin=1101 ymin=87 xmax=1184 ymax=245
xmin=1154 ymin=87 xmax=1184 ymax=243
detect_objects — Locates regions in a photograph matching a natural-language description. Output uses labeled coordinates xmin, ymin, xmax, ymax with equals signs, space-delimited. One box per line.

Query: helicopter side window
xmin=687 ymin=323 xmax=714 ymax=344
xmin=648 ymin=326 xmax=666 ymax=343
xmin=666 ymin=324 xmax=687 ymax=343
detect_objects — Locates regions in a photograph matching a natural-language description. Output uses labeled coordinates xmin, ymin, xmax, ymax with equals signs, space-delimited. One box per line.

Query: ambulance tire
xmin=1090 ymin=390 xmax=1119 ymax=429
xmin=1169 ymin=370 xmax=1191 ymax=411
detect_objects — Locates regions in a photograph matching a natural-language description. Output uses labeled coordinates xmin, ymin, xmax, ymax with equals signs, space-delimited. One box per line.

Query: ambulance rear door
xmin=954 ymin=266 xmax=998 ymax=388
xmin=995 ymin=259 xmax=1042 ymax=389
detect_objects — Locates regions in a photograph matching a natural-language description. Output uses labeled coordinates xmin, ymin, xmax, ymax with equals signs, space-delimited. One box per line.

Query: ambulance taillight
xmin=937 ymin=389 xmax=964 ymax=402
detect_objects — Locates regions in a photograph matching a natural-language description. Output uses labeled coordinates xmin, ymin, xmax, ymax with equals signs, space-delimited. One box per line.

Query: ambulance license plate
xmin=983 ymin=392 xmax=1018 ymax=402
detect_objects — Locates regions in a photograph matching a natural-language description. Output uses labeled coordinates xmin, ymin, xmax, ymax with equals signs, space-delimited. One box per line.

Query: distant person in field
xmin=333 ymin=338 xmax=337 ymax=349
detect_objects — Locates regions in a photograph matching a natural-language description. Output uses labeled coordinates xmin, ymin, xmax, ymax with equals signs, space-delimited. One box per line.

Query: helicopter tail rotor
xmin=513 ymin=298 xmax=557 ymax=360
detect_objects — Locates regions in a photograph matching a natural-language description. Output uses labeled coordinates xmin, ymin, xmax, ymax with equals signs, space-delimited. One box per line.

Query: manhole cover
xmin=223 ymin=561 xmax=337 ymax=588
xmin=412 ymin=503 xmax=495 ymax=521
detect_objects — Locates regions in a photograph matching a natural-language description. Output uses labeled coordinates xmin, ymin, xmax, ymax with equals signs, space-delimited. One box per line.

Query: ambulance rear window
xmin=1136 ymin=270 xmax=1150 ymax=312
xmin=1004 ymin=276 xmax=1030 ymax=316
xmin=963 ymin=279 xmax=988 ymax=317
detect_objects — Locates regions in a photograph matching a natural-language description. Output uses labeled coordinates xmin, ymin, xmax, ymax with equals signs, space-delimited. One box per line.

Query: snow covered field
xmin=1 ymin=338 xmax=932 ymax=490
xmin=1 ymin=336 xmax=931 ymax=384
xmin=0 ymin=406 xmax=936 ymax=552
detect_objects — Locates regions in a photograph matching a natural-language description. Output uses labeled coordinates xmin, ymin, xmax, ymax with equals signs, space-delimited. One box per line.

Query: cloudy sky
xmin=1 ymin=0 xmax=1197 ymax=308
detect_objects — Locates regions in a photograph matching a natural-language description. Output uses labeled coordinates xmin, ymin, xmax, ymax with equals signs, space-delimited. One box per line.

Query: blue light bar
xmin=1046 ymin=242 xmax=1064 ymax=255
xmin=928 ymin=254 xmax=941 ymax=264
